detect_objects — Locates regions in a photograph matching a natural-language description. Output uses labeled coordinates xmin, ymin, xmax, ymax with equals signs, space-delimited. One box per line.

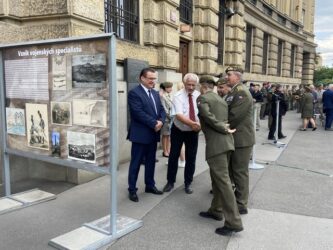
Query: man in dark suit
xmin=268 ymin=84 xmax=288 ymax=140
xmin=127 ymin=68 xmax=166 ymax=202
xmin=197 ymin=75 xmax=243 ymax=236
xmin=323 ymin=84 xmax=333 ymax=130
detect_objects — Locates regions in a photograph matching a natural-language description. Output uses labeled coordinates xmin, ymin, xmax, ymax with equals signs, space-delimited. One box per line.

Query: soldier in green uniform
xmin=197 ymin=75 xmax=243 ymax=236
xmin=225 ymin=67 xmax=255 ymax=215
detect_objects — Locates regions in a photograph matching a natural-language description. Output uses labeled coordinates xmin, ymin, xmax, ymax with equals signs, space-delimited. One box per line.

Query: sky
xmin=314 ymin=0 xmax=333 ymax=67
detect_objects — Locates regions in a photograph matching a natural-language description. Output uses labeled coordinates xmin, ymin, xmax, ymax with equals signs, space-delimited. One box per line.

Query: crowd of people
xmin=126 ymin=66 xmax=333 ymax=237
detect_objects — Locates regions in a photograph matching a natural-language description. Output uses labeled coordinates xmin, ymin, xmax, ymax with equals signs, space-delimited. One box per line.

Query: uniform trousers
xmin=167 ymin=125 xmax=198 ymax=186
xmin=229 ymin=146 xmax=252 ymax=210
xmin=207 ymin=152 xmax=243 ymax=229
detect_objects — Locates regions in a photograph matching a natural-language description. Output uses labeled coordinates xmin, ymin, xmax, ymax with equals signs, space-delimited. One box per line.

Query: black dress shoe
xmin=163 ymin=183 xmax=174 ymax=192
xmin=238 ymin=208 xmax=248 ymax=214
xmin=209 ymin=189 xmax=213 ymax=194
xmin=185 ymin=185 xmax=193 ymax=194
xmin=145 ymin=186 xmax=163 ymax=195
xmin=129 ymin=192 xmax=138 ymax=202
xmin=278 ymin=135 xmax=287 ymax=139
xmin=215 ymin=226 xmax=243 ymax=236
xmin=199 ymin=211 xmax=222 ymax=221
xmin=267 ymin=136 xmax=276 ymax=140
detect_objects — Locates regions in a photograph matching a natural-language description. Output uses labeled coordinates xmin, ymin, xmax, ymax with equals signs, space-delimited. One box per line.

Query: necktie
xmin=148 ymin=90 xmax=157 ymax=114
xmin=188 ymin=93 xmax=195 ymax=121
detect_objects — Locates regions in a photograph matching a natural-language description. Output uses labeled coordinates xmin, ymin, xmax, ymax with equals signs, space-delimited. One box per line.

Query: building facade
xmin=0 ymin=0 xmax=316 ymax=182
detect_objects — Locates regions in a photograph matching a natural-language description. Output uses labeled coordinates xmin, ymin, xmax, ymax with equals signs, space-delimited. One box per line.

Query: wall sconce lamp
xmin=225 ymin=7 xmax=236 ymax=18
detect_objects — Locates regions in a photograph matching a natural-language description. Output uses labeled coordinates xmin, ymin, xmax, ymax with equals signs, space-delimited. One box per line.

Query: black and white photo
xmin=72 ymin=54 xmax=106 ymax=88
xmin=51 ymin=101 xmax=72 ymax=126
xmin=67 ymin=131 xmax=96 ymax=163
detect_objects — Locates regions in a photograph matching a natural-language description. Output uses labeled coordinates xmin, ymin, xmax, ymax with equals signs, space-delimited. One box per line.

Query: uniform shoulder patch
xmin=236 ymin=85 xmax=243 ymax=91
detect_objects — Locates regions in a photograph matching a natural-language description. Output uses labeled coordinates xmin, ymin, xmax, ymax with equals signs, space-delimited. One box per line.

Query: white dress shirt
xmin=171 ymin=88 xmax=200 ymax=131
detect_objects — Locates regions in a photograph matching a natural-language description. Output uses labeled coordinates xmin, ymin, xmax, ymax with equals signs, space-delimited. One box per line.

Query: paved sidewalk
xmin=0 ymin=111 xmax=332 ymax=250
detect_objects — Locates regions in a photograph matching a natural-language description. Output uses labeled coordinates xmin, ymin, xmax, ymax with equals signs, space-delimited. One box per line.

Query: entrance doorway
xmin=179 ymin=40 xmax=189 ymax=77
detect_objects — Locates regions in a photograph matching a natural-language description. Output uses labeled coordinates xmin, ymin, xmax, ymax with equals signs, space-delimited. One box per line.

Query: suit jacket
xmin=323 ymin=89 xmax=333 ymax=110
xmin=225 ymin=83 xmax=255 ymax=148
xmin=271 ymin=91 xmax=288 ymax=116
xmin=197 ymin=91 xmax=234 ymax=160
xmin=127 ymin=84 xmax=166 ymax=144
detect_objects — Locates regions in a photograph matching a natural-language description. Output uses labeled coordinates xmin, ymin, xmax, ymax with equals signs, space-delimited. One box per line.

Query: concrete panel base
xmin=0 ymin=197 xmax=22 ymax=214
xmin=49 ymin=215 xmax=142 ymax=250
xmin=0 ymin=189 xmax=55 ymax=215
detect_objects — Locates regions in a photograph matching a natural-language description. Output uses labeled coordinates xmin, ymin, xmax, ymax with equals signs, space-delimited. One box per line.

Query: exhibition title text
xmin=17 ymin=46 xmax=82 ymax=57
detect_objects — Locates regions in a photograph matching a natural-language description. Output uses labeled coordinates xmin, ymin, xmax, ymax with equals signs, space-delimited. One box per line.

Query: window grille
xmin=105 ymin=0 xmax=139 ymax=43
xmin=179 ymin=0 xmax=193 ymax=24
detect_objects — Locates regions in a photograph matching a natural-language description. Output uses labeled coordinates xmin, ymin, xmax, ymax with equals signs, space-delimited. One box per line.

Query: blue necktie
xmin=148 ymin=90 xmax=157 ymax=114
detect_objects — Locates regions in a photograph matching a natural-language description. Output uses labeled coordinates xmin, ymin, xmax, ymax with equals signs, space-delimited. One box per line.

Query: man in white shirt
xmin=163 ymin=73 xmax=201 ymax=194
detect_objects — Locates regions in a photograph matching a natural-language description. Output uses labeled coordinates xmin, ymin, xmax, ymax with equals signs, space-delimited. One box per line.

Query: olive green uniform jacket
xmin=197 ymin=91 xmax=234 ymax=159
xmin=300 ymin=92 xmax=314 ymax=118
xmin=225 ymin=83 xmax=255 ymax=148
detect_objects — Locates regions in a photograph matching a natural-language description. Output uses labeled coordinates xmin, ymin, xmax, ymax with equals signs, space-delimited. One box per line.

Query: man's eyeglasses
xmin=144 ymin=76 xmax=157 ymax=81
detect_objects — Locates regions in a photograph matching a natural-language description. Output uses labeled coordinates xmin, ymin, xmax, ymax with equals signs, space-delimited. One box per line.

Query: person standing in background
xmin=251 ymin=84 xmax=263 ymax=131
xmin=216 ymin=77 xmax=231 ymax=99
xmin=160 ymin=82 xmax=173 ymax=157
xmin=268 ymin=84 xmax=288 ymax=140
xmin=299 ymin=86 xmax=317 ymax=131
xmin=322 ymin=84 xmax=333 ymax=131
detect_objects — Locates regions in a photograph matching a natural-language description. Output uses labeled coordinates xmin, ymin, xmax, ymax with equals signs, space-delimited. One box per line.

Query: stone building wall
xmin=0 ymin=0 xmax=317 ymax=185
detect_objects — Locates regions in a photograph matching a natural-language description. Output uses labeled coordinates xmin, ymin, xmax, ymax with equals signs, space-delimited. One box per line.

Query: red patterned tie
xmin=188 ymin=94 xmax=195 ymax=121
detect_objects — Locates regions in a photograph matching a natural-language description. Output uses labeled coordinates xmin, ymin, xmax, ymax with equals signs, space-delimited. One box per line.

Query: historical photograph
xmin=72 ymin=54 xmax=106 ymax=88
xmin=51 ymin=131 xmax=60 ymax=157
xmin=51 ymin=101 xmax=72 ymax=126
xmin=26 ymin=103 xmax=49 ymax=150
xmin=52 ymin=55 xmax=67 ymax=90
xmin=67 ymin=131 xmax=96 ymax=163
xmin=6 ymin=107 xmax=26 ymax=136
xmin=72 ymin=99 xmax=107 ymax=127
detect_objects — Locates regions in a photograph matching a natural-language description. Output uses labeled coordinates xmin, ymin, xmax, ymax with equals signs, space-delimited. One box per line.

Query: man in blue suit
xmin=127 ymin=68 xmax=166 ymax=202
xmin=323 ymin=84 xmax=333 ymax=131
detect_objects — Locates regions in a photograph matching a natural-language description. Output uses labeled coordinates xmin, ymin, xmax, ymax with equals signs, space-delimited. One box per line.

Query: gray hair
xmin=183 ymin=73 xmax=199 ymax=84
xmin=234 ymin=71 xmax=243 ymax=82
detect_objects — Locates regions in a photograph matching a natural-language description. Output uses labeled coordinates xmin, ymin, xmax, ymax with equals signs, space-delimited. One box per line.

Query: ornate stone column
xmin=193 ymin=0 xmax=219 ymax=75
xmin=252 ymin=28 xmax=264 ymax=74
xmin=268 ymin=36 xmax=278 ymax=76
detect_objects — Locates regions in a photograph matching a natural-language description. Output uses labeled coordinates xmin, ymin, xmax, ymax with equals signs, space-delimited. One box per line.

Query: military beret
xmin=225 ymin=66 xmax=244 ymax=74
xmin=199 ymin=75 xmax=216 ymax=85
xmin=216 ymin=77 xmax=227 ymax=85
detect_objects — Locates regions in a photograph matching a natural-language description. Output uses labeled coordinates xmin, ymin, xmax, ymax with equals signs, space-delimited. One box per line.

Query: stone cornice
xmin=0 ymin=13 xmax=103 ymax=27
xmin=244 ymin=2 xmax=306 ymax=41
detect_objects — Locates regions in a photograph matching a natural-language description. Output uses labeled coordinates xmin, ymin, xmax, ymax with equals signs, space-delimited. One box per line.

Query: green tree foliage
xmin=314 ymin=67 xmax=333 ymax=86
